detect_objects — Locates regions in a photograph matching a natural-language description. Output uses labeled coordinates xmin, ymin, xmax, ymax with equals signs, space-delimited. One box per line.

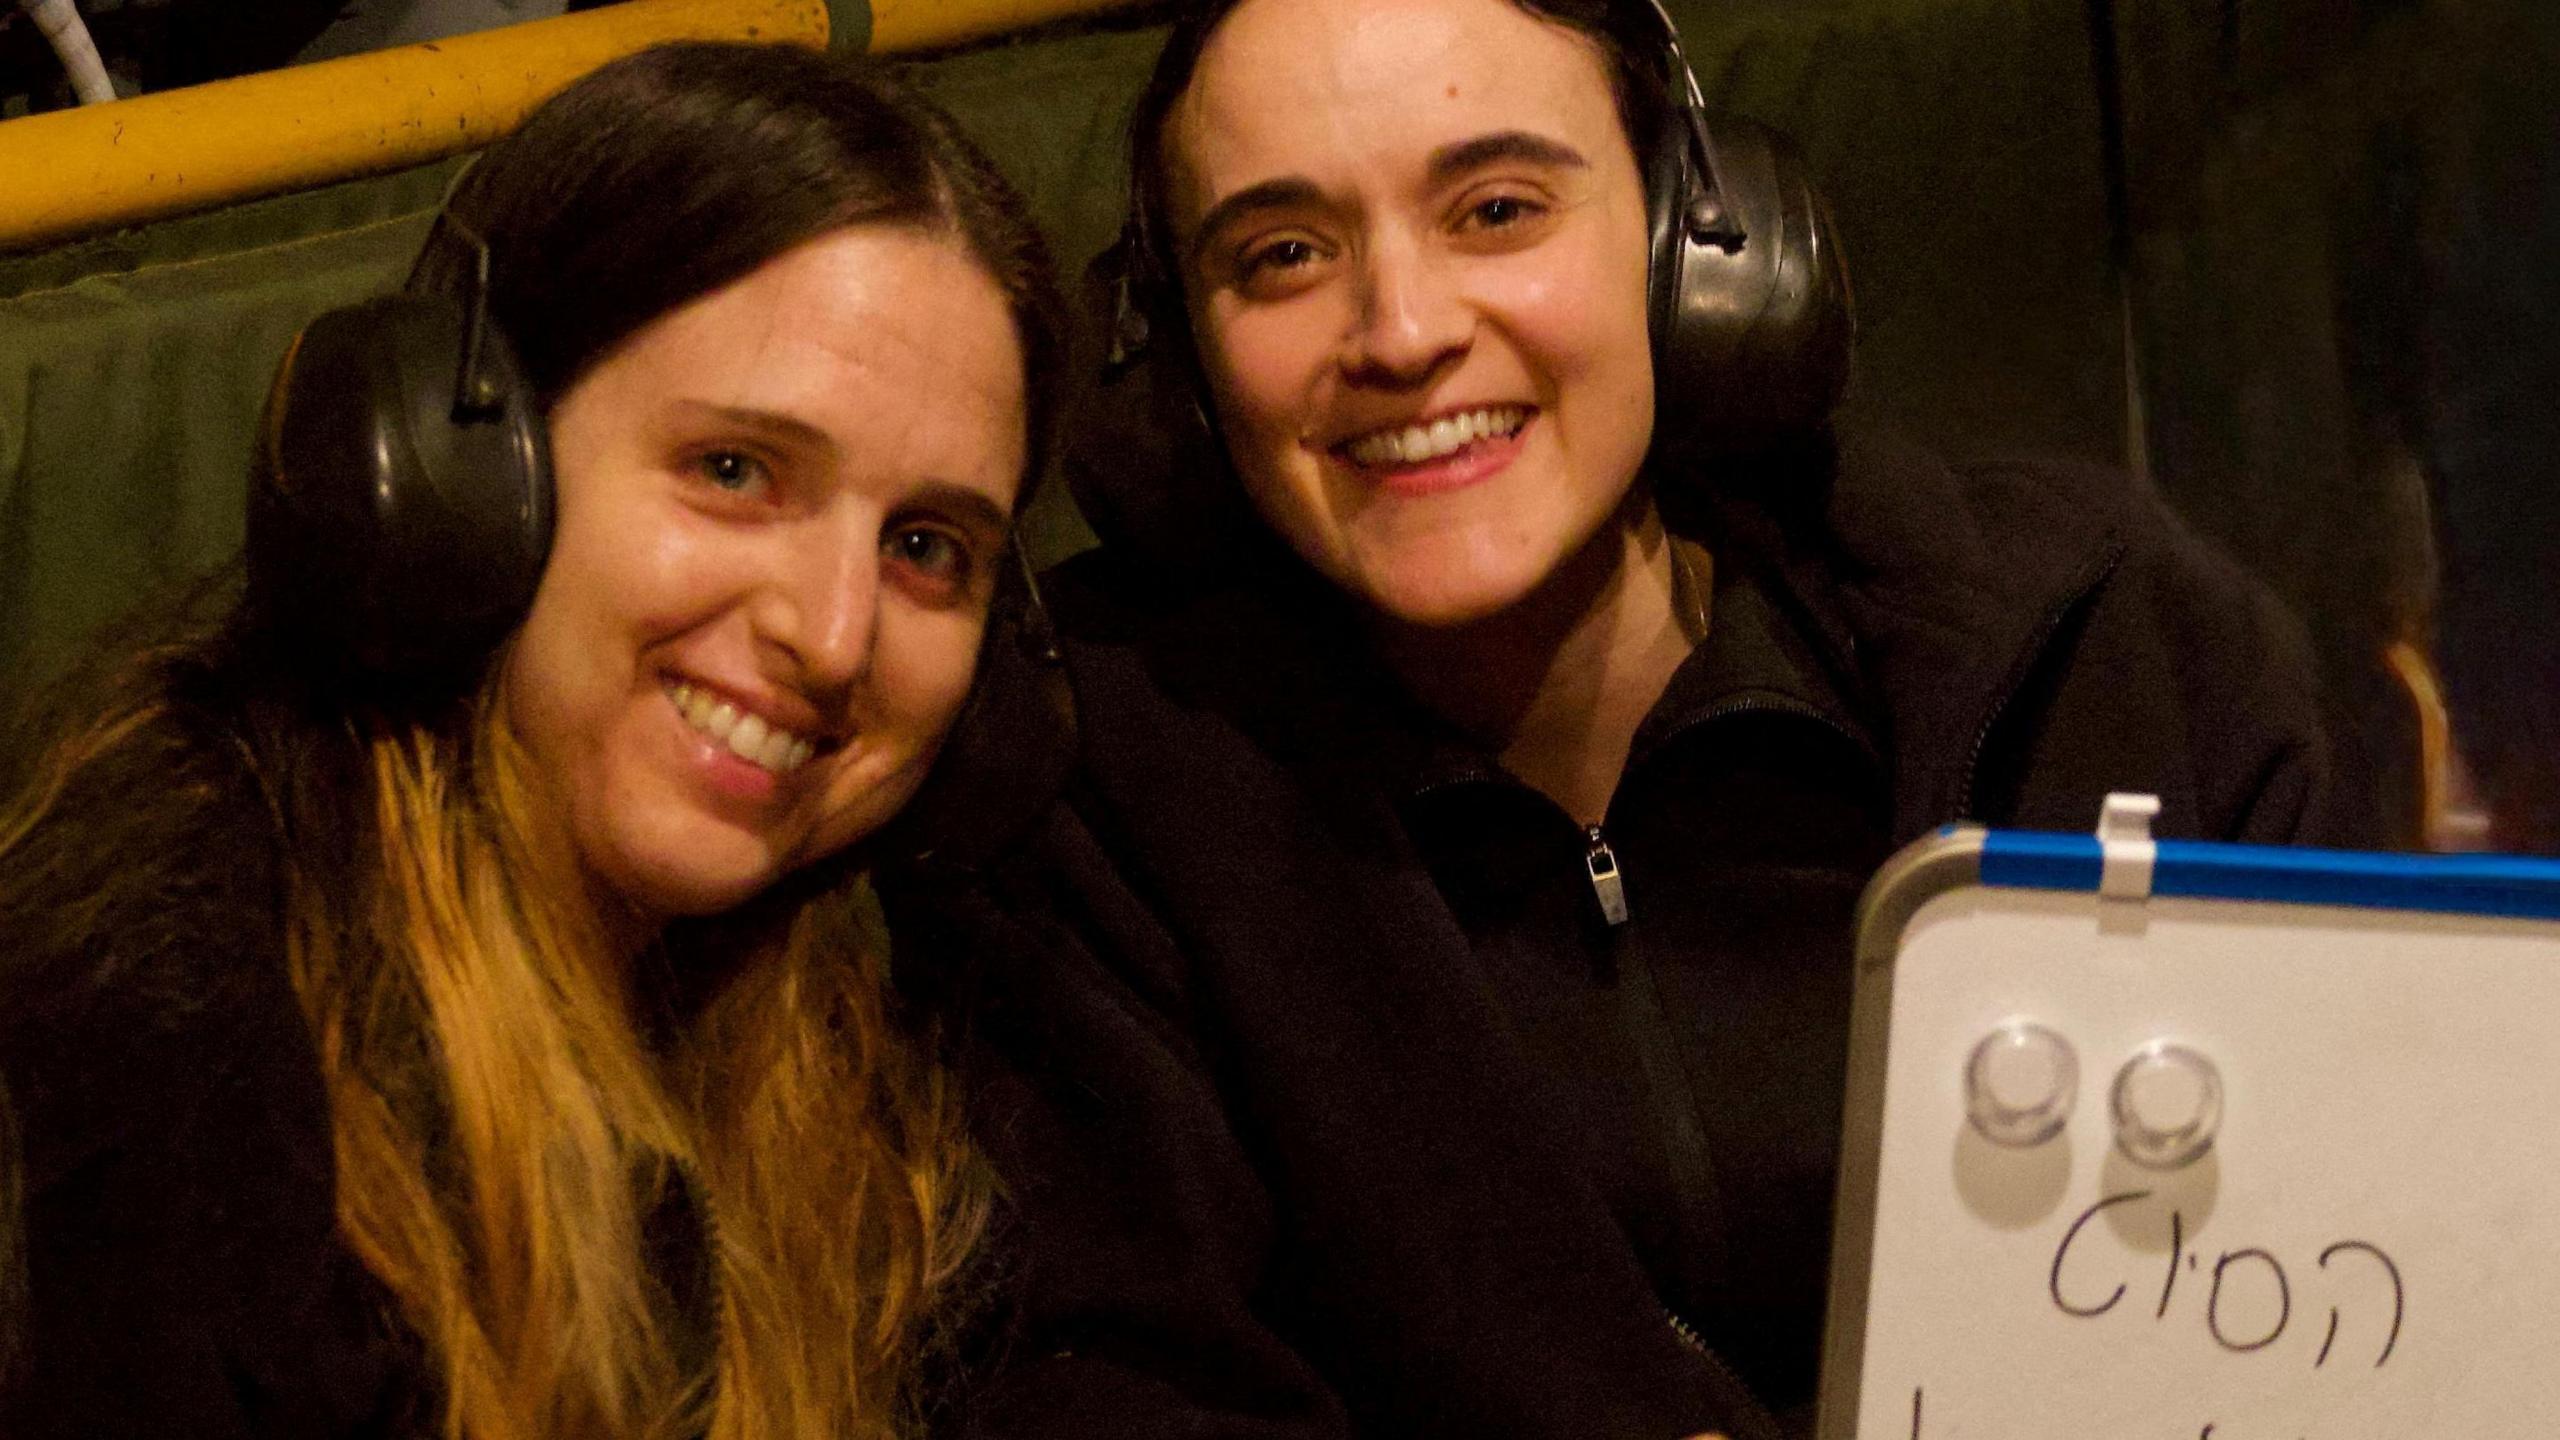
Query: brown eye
xmin=1241 ymin=237 xmax=1318 ymax=277
xmin=1461 ymin=194 xmax=1544 ymax=231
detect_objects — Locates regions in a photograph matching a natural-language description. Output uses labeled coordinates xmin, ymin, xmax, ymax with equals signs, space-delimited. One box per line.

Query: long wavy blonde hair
xmin=0 ymin=649 xmax=981 ymax=1438
xmin=300 ymin=689 xmax=981 ymax=1440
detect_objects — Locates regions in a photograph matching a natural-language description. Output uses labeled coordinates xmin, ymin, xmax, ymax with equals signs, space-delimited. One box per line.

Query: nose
xmin=754 ymin=519 xmax=878 ymax=700
xmin=1341 ymin=232 xmax=1470 ymax=385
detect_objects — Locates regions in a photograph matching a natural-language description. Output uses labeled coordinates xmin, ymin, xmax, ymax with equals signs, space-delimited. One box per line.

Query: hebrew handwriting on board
xmin=2046 ymin=1191 xmax=2404 ymax=1369
xmin=1909 ymin=1390 xmax=2325 ymax=1440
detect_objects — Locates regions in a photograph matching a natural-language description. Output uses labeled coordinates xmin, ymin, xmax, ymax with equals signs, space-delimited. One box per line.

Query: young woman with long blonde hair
xmin=0 ymin=42 xmax=1057 ymax=1440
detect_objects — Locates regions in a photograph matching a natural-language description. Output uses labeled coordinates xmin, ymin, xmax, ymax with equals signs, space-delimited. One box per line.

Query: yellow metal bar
xmin=870 ymin=0 xmax=1142 ymax=53
xmin=0 ymin=0 xmax=830 ymax=251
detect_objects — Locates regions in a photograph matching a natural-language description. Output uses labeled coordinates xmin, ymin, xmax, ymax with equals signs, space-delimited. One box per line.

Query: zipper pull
xmin=1584 ymin=824 xmax=1629 ymax=926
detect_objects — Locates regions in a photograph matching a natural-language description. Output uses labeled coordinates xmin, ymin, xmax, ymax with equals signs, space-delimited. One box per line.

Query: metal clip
xmin=2097 ymin=792 xmax=2161 ymax=901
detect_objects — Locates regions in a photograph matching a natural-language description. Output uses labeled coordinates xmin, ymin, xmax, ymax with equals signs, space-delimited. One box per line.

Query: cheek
xmin=874 ymin=605 xmax=992 ymax=743
xmin=1205 ymin=300 xmax=1335 ymax=439
xmin=1491 ymin=243 xmax=1651 ymax=388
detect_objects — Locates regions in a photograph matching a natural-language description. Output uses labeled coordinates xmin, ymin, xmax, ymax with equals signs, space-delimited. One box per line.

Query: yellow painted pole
xmin=871 ymin=0 xmax=1142 ymax=52
xmin=0 ymin=0 xmax=831 ymax=251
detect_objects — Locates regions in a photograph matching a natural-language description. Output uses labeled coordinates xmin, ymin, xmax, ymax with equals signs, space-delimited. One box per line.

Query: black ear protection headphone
xmin=246 ymin=214 xmax=554 ymax=692
xmin=245 ymin=210 xmax=1060 ymax=701
xmin=1065 ymin=0 xmax=1853 ymax=582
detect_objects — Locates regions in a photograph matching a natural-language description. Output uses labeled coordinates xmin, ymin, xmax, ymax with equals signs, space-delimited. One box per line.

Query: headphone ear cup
xmin=247 ymin=293 xmax=553 ymax=686
xmin=1062 ymin=244 xmax=1261 ymax=589
xmin=1649 ymin=115 xmax=1854 ymax=459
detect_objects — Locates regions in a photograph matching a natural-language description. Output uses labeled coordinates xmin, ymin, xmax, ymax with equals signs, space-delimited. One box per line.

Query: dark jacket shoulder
xmin=0 ymin=704 xmax=420 ymax=1439
xmin=1704 ymin=422 xmax=2363 ymax=845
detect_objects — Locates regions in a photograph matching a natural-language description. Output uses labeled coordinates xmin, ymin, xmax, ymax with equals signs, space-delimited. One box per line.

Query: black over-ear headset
xmin=245 ymin=212 xmax=1062 ymax=701
xmin=1066 ymin=0 xmax=1853 ymax=580
xmin=246 ymin=214 xmax=554 ymax=692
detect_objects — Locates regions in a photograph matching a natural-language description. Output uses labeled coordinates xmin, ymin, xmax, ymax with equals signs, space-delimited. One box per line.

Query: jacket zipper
xmin=1665 ymin=1306 xmax=1787 ymax=1440
xmin=1666 ymin=1304 xmax=1714 ymax=1356
xmin=1584 ymin=824 xmax=1630 ymax=926
xmin=1954 ymin=542 xmax=2126 ymax=819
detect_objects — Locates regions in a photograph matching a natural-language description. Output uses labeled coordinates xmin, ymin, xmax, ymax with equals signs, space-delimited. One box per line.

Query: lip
xmin=668 ymin=688 xmax=787 ymax=805
xmin=659 ymin=672 xmax=837 ymax=806
xmin=1328 ymin=409 xmax=1535 ymax=499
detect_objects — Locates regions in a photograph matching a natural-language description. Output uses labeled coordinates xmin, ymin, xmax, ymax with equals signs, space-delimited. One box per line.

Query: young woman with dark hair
xmin=886 ymin=2 xmax=2375 ymax=1438
xmin=0 ymin=42 xmax=1058 ymax=1440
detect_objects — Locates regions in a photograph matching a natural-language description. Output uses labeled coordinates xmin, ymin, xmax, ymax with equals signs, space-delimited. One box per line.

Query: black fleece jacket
xmin=0 ymin=701 xmax=429 ymax=1438
xmin=882 ymin=425 xmax=2376 ymax=1440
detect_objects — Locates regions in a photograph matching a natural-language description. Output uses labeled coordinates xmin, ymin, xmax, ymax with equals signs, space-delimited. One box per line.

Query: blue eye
xmin=697 ymin=450 xmax=771 ymax=495
xmin=885 ymin=525 xmax=974 ymax=596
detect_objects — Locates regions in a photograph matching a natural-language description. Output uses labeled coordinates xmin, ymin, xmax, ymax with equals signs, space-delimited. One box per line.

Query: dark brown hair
xmin=424 ymin=41 xmax=1063 ymax=488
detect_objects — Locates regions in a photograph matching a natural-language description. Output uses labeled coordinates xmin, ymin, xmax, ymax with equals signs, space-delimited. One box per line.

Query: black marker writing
xmin=2207 ymin=1248 xmax=2291 ymax=1352
xmin=2159 ymin=1208 xmax=2185 ymax=1319
xmin=2317 ymin=1240 xmax=2404 ymax=1367
xmin=2051 ymin=1190 xmax=2150 ymax=1317
xmin=2041 ymin=1194 xmax=2403 ymax=1372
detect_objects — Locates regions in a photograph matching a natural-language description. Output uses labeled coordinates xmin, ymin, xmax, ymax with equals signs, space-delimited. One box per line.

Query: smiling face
xmin=504 ymin=224 xmax=1027 ymax=922
xmin=1165 ymin=0 xmax=1656 ymax=626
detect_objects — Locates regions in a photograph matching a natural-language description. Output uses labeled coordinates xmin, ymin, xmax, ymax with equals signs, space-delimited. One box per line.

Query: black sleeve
xmin=0 ymin=724 xmax=422 ymax=1440
xmin=1961 ymin=462 xmax=2399 ymax=853
xmin=2107 ymin=496 xmax=2399 ymax=851
xmin=888 ymin=804 xmax=1353 ymax=1440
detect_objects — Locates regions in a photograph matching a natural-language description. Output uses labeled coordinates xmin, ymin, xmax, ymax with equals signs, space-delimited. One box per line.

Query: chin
xmin=1339 ymin=538 xmax=1556 ymax=629
xmin=597 ymin=833 xmax=788 ymax=922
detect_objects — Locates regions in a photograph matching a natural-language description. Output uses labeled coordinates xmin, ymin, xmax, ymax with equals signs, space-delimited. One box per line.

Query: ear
xmin=1647 ymin=115 xmax=1853 ymax=464
xmin=245 ymin=291 xmax=553 ymax=691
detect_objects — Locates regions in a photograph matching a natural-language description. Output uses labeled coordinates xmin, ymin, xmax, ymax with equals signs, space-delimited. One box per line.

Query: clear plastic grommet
xmin=1965 ymin=1021 xmax=2079 ymax=1148
xmin=2110 ymin=1041 xmax=2224 ymax=1170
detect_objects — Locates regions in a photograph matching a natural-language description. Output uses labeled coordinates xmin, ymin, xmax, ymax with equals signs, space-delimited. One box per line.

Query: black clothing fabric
xmin=0 ymin=695 xmax=730 ymax=1438
xmin=884 ymin=425 xmax=2371 ymax=1440
xmin=0 ymin=702 xmax=431 ymax=1438
xmin=1397 ymin=552 xmax=1894 ymax=1423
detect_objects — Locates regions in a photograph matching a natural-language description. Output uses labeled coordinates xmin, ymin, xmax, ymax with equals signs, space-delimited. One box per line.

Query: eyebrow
xmin=671 ymin=400 xmax=838 ymax=459
xmin=1184 ymin=131 xmax=1590 ymax=265
xmin=1426 ymin=130 xmax=1591 ymax=183
xmin=670 ymin=402 xmax=1017 ymax=527
xmin=1187 ymin=177 xmax=1326 ymax=266
xmin=905 ymin=480 xmax=1015 ymax=537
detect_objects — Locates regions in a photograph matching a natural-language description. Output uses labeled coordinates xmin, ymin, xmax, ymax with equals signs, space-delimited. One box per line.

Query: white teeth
xmin=666 ymin=682 xmax=819 ymax=775
xmin=1344 ymin=406 xmax=1528 ymax=467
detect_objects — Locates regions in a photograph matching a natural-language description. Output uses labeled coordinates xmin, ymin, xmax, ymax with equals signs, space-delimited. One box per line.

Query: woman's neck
xmin=1377 ymin=497 xmax=1707 ymax=826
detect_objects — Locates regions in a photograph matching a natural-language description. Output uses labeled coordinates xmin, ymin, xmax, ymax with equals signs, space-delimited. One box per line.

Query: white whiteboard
xmin=1821 ymin=839 xmax=2560 ymax=1439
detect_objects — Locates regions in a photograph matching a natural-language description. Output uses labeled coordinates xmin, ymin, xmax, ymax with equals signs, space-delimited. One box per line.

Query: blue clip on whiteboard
xmin=1818 ymin=796 xmax=2560 ymax=1439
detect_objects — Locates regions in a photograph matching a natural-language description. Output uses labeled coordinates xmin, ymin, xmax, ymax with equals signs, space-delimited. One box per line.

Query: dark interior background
xmin=4 ymin=0 xmax=2552 ymax=848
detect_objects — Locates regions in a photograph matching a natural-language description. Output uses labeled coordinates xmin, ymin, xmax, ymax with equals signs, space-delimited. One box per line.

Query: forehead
xmin=1168 ymin=0 xmax=1628 ymax=208
xmin=607 ymin=225 xmax=1027 ymax=501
